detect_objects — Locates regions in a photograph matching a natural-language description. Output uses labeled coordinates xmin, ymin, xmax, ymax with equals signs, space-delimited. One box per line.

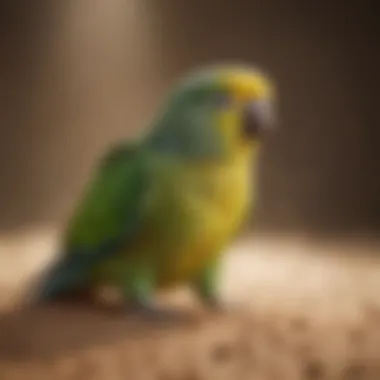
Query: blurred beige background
xmin=0 ymin=0 xmax=378 ymax=234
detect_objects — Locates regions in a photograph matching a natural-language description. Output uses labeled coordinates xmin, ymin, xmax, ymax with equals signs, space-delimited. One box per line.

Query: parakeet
xmin=35 ymin=64 xmax=276 ymax=317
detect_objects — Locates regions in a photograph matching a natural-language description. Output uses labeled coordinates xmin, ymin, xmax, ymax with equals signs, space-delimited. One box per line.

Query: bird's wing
xmin=35 ymin=142 xmax=152 ymax=301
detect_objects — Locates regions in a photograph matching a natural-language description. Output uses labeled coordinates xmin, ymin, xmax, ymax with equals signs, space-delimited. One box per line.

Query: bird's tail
xmin=29 ymin=254 xmax=91 ymax=305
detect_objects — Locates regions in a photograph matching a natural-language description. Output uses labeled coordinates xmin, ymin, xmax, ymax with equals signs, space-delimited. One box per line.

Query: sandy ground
xmin=1 ymin=227 xmax=380 ymax=379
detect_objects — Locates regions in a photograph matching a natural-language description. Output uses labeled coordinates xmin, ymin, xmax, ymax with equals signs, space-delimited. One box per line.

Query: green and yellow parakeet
xmin=35 ymin=64 xmax=276 ymax=316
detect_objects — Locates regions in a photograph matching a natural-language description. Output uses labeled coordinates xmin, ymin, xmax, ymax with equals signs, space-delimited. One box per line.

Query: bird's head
xmin=148 ymin=64 xmax=277 ymax=162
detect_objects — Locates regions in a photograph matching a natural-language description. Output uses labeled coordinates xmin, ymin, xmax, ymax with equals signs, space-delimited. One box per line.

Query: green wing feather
xmin=66 ymin=142 xmax=147 ymax=250
xmin=35 ymin=141 xmax=150 ymax=302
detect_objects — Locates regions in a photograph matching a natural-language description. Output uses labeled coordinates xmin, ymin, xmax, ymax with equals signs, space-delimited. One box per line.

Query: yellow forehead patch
xmin=223 ymin=69 xmax=274 ymax=100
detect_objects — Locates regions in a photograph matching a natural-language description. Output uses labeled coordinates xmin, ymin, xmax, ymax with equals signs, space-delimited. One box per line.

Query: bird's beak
xmin=242 ymin=98 xmax=276 ymax=139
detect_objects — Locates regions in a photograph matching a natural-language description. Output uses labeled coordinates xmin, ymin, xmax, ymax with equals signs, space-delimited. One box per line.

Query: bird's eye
xmin=213 ymin=92 xmax=231 ymax=108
